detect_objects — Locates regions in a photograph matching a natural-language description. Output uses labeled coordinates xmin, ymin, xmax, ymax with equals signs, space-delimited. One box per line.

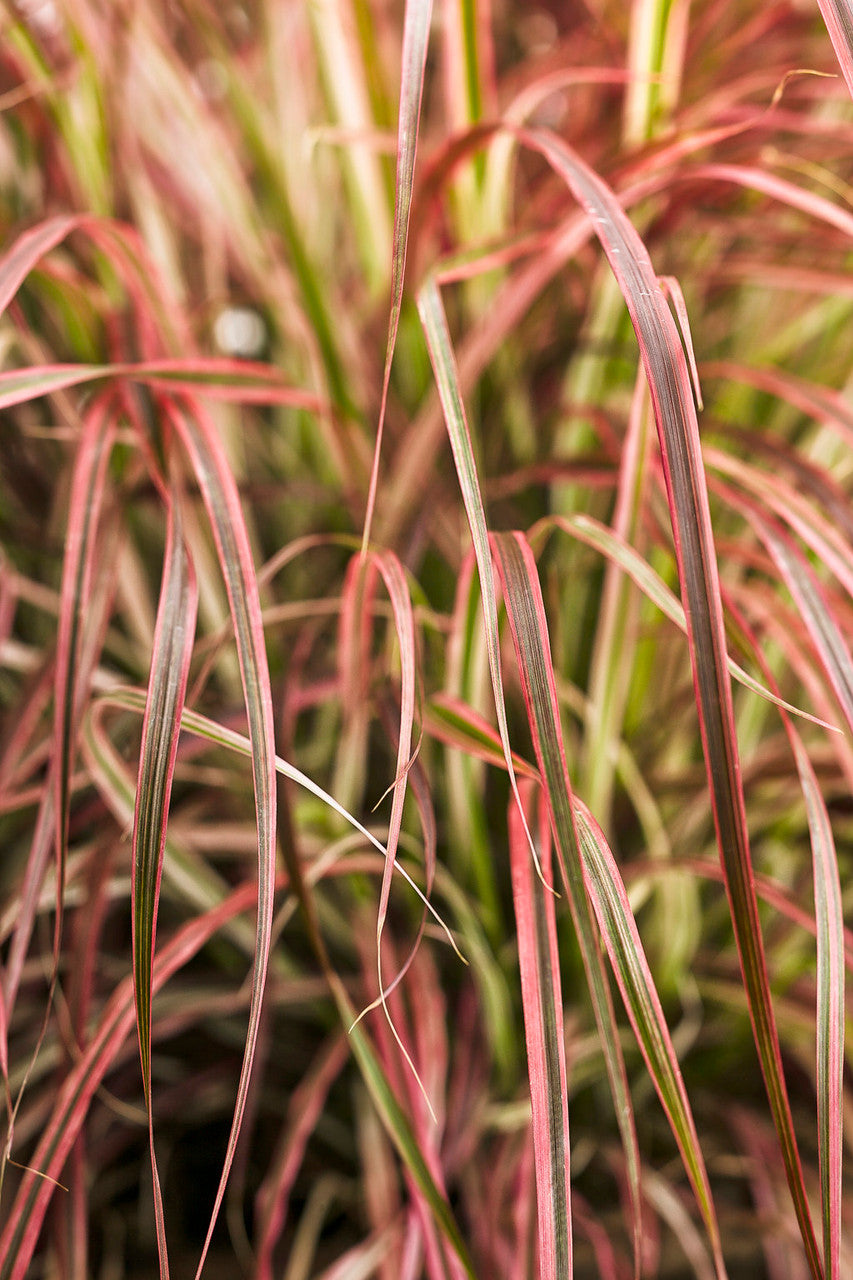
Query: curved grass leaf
xmin=535 ymin=513 xmax=836 ymax=732
xmin=131 ymin=487 xmax=198 ymax=1279
xmin=96 ymin=687 xmax=460 ymax=959
xmin=342 ymin=549 xmax=429 ymax=1112
xmin=522 ymin=126 xmax=822 ymax=1278
xmin=165 ymin=399 xmax=277 ymax=1280
xmin=757 ymin=517 xmax=853 ymax=740
xmin=508 ymin=779 xmax=572 ymax=1280
xmin=425 ymin=693 xmax=539 ymax=780
xmin=90 ymin=684 xmax=472 ymax=1272
xmin=0 ymin=359 xmax=323 ymax=412
xmin=0 ymin=214 xmax=84 ymax=317
xmin=490 ymin=529 xmax=644 ymax=1276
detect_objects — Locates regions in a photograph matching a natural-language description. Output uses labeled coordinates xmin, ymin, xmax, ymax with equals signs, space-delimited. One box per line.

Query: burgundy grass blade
xmin=522 ymin=125 xmax=822 ymax=1278
xmin=166 ymin=398 xmax=277 ymax=1280
xmin=508 ymin=779 xmax=572 ymax=1280
xmin=491 ymin=530 xmax=644 ymax=1275
xmin=132 ymin=486 xmax=198 ymax=1279
xmin=53 ymin=395 xmax=117 ymax=960
xmin=0 ymin=883 xmax=265 ymax=1280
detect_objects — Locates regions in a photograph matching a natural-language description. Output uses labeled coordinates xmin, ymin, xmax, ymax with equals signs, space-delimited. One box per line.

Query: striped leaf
xmin=491 ymin=529 xmax=644 ymax=1273
xmin=131 ymin=485 xmax=198 ymax=1278
xmin=523 ymin=127 xmax=822 ymax=1277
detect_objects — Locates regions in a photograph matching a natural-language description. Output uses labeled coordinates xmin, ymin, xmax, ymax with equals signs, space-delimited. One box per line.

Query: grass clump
xmin=2 ymin=2 xmax=853 ymax=1277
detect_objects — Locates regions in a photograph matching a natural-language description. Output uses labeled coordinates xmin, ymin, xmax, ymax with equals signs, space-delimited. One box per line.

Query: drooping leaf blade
xmin=166 ymin=398 xmax=277 ymax=1280
xmin=522 ymin=126 xmax=821 ymax=1277
xmin=131 ymin=485 xmax=198 ymax=1279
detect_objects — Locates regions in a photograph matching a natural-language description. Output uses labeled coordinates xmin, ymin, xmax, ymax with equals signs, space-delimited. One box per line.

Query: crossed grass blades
xmin=2 ymin=1 xmax=853 ymax=1276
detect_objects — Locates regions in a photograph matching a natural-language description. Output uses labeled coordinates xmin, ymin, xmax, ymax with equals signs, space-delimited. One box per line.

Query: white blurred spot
xmin=15 ymin=0 xmax=61 ymax=37
xmin=214 ymin=307 xmax=266 ymax=358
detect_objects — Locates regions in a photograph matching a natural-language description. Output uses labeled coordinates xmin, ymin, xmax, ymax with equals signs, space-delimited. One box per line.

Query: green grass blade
xmin=573 ymin=801 xmax=726 ymax=1277
xmin=417 ymin=276 xmax=541 ymax=876
xmin=362 ymin=0 xmax=432 ymax=550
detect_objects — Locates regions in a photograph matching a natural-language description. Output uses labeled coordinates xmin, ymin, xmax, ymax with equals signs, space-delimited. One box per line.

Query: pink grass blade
xmin=523 ymin=126 xmax=822 ymax=1278
xmin=687 ymin=164 xmax=853 ymax=239
xmin=254 ymin=1036 xmax=349 ymax=1280
xmin=758 ymin=518 xmax=853 ymax=740
xmin=508 ymin=779 xmax=572 ymax=1280
xmin=0 ymin=881 xmax=266 ymax=1280
xmin=53 ymin=394 xmax=117 ymax=961
xmin=425 ymin=693 xmax=539 ymax=779
xmin=0 ymin=364 xmax=112 ymax=410
xmin=0 ymin=360 xmax=324 ymax=412
xmin=572 ymin=802 xmax=726 ymax=1277
xmin=366 ymin=552 xmax=417 ymax=934
xmin=166 ymin=399 xmax=277 ymax=1280
xmin=362 ymin=0 xmax=433 ymax=551
xmin=723 ymin=595 xmax=844 ymax=1280
xmin=347 ymin=549 xmax=430 ymax=1113
xmin=791 ymin=735 xmax=844 ymax=1280
xmin=806 ymin=2 xmax=853 ymax=100
xmin=0 ymin=215 xmax=83 ymax=316
xmin=416 ymin=277 xmax=541 ymax=879
xmin=491 ymin=530 xmax=644 ymax=1276
xmin=95 ymin=686 xmax=471 ymax=1270
xmin=132 ymin=486 xmax=198 ymax=1280
xmin=536 ymin=513 xmax=836 ymax=732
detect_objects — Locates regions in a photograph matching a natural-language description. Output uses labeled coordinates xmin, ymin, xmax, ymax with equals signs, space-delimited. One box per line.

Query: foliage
xmin=1 ymin=1 xmax=853 ymax=1276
